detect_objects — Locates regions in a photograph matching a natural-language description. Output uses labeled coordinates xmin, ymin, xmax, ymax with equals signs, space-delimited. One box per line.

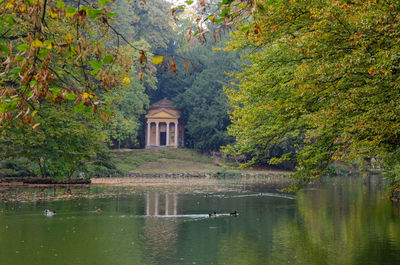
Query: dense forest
xmin=1 ymin=0 xmax=400 ymax=199
xmin=0 ymin=0 xmax=242 ymax=179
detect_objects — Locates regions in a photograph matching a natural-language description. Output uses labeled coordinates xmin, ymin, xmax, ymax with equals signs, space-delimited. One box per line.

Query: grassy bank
xmin=111 ymin=148 xmax=290 ymax=176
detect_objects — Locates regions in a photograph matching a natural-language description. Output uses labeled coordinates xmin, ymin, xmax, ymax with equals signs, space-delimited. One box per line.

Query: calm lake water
xmin=0 ymin=177 xmax=399 ymax=265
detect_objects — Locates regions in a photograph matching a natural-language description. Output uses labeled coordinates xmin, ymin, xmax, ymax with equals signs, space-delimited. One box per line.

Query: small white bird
xmin=44 ymin=209 xmax=56 ymax=216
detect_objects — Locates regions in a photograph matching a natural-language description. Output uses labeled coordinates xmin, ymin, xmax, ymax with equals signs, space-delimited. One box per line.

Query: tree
xmin=0 ymin=102 xmax=111 ymax=179
xmin=213 ymin=0 xmax=400 ymax=197
xmin=0 ymin=0 xmax=138 ymax=126
xmin=0 ymin=0 xmax=164 ymax=178
xmin=113 ymin=0 xmax=176 ymax=52
xmin=104 ymin=41 xmax=157 ymax=149
xmin=174 ymin=40 xmax=242 ymax=151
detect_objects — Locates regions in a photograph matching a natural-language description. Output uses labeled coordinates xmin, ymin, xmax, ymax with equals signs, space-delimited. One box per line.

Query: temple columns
xmin=146 ymin=122 xmax=151 ymax=147
xmin=166 ymin=122 xmax=170 ymax=146
xmin=174 ymin=122 xmax=179 ymax=147
xmin=155 ymin=121 xmax=160 ymax=146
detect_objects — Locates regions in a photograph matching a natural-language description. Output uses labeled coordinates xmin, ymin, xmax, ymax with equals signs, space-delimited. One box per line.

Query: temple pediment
xmin=146 ymin=108 xmax=179 ymax=119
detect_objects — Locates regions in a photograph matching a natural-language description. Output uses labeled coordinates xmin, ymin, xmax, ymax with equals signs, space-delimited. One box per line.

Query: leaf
xmin=122 ymin=77 xmax=130 ymax=84
xmin=186 ymin=0 xmax=193 ymax=4
xmin=73 ymin=102 xmax=85 ymax=113
xmin=89 ymin=8 xmax=103 ymax=19
xmin=66 ymin=6 xmax=77 ymax=17
xmin=65 ymin=33 xmax=73 ymax=43
xmin=56 ymin=1 xmax=65 ymax=8
xmin=99 ymin=0 xmax=109 ymax=6
xmin=30 ymin=80 xmax=37 ymax=87
xmin=65 ymin=94 xmax=77 ymax=100
xmin=0 ymin=44 xmax=8 ymax=53
xmin=183 ymin=59 xmax=189 ymax=71
xmin=220 ymin=7 xmax=231 ymax=17
xmin=16 ymin=44 xmax=29 ymax=51
xmin=152 ymin=56 xmax=163 ymax=64
xmin=37 ymin=49 xmax=49 ymax=59
xmin=90 ymin=60 xmax=103 ymax=71
xmin=139 ymin=51 xmax=146 ymax=64
xmin=5 ymin=2 xmax=14 ymax=8
xmin=49 ymin=10 xmax=58 ymax=19
xmin=106 ymin=12 xmax=116 ymax=18
xmin=50 ymin=87 xmax=61 ymax=96
xmin=82 ymin=92 xmax=94 ymax=99
xmin=103 ymin=55 xmax=113 ymax=64
xmin=32 ymin=39 xmax=43 ymax=48
xmin=43 ymin=40 xmax=54 ymax=49
xmin=11 ymin=68 xmax=22 ymax=74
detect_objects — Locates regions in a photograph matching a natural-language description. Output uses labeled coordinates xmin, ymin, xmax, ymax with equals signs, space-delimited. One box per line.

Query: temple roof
xmin=149 ymin=98 xmax=180 ymax=110
xmin=146 ymin=108 xmax=180 ymax=118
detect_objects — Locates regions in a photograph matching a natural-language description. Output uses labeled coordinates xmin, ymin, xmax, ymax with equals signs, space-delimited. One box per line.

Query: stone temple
xmin=145 ymin=98 xmax=184 ymax=148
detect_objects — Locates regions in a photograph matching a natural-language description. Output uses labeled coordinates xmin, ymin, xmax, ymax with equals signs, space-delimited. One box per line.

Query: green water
xmin=0 ymin=179 xmax=399 ymax=265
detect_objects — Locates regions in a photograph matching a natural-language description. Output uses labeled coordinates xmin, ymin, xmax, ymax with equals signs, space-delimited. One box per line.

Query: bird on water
xmin=230 ymin=210 xmax=238 ymax=216
xmin=209 ymin=211 xmax=217 ymax=217
xmin=44 ymin=209 xmax=56 ymax=216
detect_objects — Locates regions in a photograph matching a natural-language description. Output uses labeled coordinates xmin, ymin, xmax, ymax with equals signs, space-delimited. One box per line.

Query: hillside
xmin=111 ymin=148 xmax=290 ymax=176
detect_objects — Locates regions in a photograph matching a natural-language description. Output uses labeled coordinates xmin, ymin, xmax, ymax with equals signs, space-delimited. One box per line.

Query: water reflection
xmin=145 ymin=192 xmax=179 ymax=216
xmin=0 ymin=179 xmax=398 ymax=265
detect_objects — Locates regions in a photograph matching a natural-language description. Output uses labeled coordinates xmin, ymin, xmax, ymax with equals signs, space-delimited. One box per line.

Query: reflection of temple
xmin=145 ymin=98 xmax=184 ymax=148
xmin=145 ymin=192 xmax=179 ymax=216
xmin=142 ymin=192 xmax=181 ymax=261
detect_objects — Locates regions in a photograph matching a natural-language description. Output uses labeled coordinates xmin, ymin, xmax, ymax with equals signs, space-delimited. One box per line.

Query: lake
xmin=0 ymin=177 xmax=399 ymax=265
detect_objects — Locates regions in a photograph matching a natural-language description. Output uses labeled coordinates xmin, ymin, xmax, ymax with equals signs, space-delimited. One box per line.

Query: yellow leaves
xmin=368 ymin=67 xmax=376 ymax=76
xmin=45 ymin=42 xmax=53 ymax=50
xmin=32 ymin=39 xmax=43 ymax=48
xmin=65 ymin=33 xmax=73 ymax=43
xmin=18 ymin=5 xmax=26 ymax=12
xmin=49 ymin=10 xmax=58 ymax=19
xmin=5 ymin=1 xmax=14 ymax=9
xmin=152 ymin=56 xmax=163 ymax=64
xmin=121 ymin=77 xmax=130 ymax=84
xmin=82 ymin=92 xmax=94 ymax=99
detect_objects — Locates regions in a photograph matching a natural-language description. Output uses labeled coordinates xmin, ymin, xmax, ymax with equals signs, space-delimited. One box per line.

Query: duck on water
xmin=44 ymin=209 xmax=56 ymax=216
xmin=209 ymin=211 xmax=217 ymax=217
xmin=230 ymin=210 xmax=238 ymax=216
xmin=209 ymin=211 xmax=239 ymax=217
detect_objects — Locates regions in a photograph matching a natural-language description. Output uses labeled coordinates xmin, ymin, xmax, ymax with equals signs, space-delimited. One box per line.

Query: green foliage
xmin=0 ymin=158 xmax=32 ymax=178
xmin=0 ymin=0 xmax=135 ymax=126
xmin=113 ymin=0 xmax=175 ymax=51
xmin=103 ymin=41 xmax=157 ymax=148
xmin=154 ymin=39 xmax=243 ymax=151
xmin=0 ymin=0 xmax=178 ymax=179
xmin=222 ymin=0 xmax=400 ymax=195
xmin=0 ymin=102 xmax=113 ymax=179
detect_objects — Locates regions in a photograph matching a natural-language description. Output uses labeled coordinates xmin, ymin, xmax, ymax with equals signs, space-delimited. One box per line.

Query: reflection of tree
xmin=175 ymin=196 xmax=297 ymax=265
xmin=270 ymin=181 xmax=400 ymax=264
xmin=0 ymin=196 xmax=147 ymax=265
